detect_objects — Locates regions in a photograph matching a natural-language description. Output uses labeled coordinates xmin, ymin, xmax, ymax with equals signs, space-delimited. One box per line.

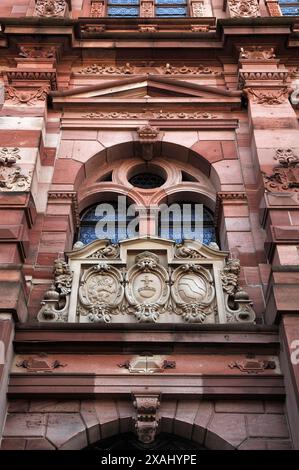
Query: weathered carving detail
xmin=174 ymin=242 xmax=206 ymax=259
xmin=6 ymin=71 xmax=57 ymax=91
xmin=263 ymin=149 xmax=299 ymax=192
xmin=90 ymin=1 xmax=105 ymax=17
xmin=83 ymin=111 xmax=217 ymax=120
xmin=80 ymin=24 xmax=106 ymax=33
xmin=227 ymin=0 xmax=260 ymax=17
xmin=229 ymin=359 xmax=276 ymax=374
xmin=140 ymin=1 xmax=155 ymax=17
xmin=240 ymin=46 xmax=276 ymax=60
xmin=137 ymin=125 xmax=160 ymax=161
xmin=171 ymin=264 xmax=216 ymax=323
xmin=138 ymin=25 xmax=158 ymax=33
xmin=164 ymin=63 xmax=220 ymax=75
xmin=78 ymin=263 xmax=124 ymax=323
xmin=37 ymin=259 xmax=73 ymax=322
xmin=0 ymin=166 xmax=32 ymax=192
xmin=16 ymin=355 xmax=66 ymax=372
xmin=244 ymin=87 xmax=291 ymax=105
xmin=221 ymin=258 xmax=255 ymax=323
xmin=190 ymin=24 xmax=210 ymax=32
xmin=5 ymin=86 xmax=49 ymax=105
xmin=126 ymin=252 xmax=170 ymax=323
xmin=191 ymin=2 xmax=205 ymax=17
xmin=19 ymin=46 xmax=56 ymax=59
xmin=0 ymin=148 xmax=21 ymax=166
xmin=87 ymin=243 xmax=120 ymax=259
xmin=34 ymin=0 xmax=67 ymax=17
xmin=133 ymin=394 xmax=160 ymax=444
xmin=119 ymin=355 xmax=176 ymax=373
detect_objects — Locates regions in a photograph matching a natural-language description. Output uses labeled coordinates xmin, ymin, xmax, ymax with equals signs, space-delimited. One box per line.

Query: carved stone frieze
xmin=6 ymin=71 xmax=57 ymax=91
xmin=244 ymin=87 xmax=291 ymax=105
xmin=190 ymin=25 xmax=210 ymax=32
xmin=16 ymin=355 xmax=66 ymax=372
xmin=83 ymin=111 xmax=218 ymax=120
xmin=263 ymin=149 xmax=299 ymax=192
xmin=76 ymin=62 xmax=220 ymax=76
xmin=80 ymin=24 xmax=106 ymax=33
xmin=227 ymin=0 xmax=260 ymax=17
xmin=239 ymin=71 xmax=288 ymax=87
xmin=119 ymin=355 xmax=176 ymax=373
xmin=38 ymin=238 xmax=256 ymax=325
xmin=138 ymin=25 xmax=158 ymax=33
xmin=5 ymin=86 xmax=49 ymax=105
xmin=34 ymin=0 xmax=67 ymax=17
xmin=133 ymin=394 xmax=160 ymax=444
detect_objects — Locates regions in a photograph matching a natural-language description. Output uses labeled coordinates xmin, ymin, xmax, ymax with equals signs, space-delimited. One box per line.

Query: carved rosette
xmin=38 ymin=259 xmax=73 ymax=322
xmin=227 ymin=0 xmax=260 ymax=17
xmin=221 ymin=258 xmax=255 ymax=323
xmin=125 ymin=252 xmax=170 ymax=323
xmin=34 ymin=0 xmax=67 ymax=18
xmin=171 ymin=264 xmax=216 ymax=323
xmin=133 ymin=394 xmax=160 ymax=444
xmin=78 ymin=263 xmax=124 ymax=323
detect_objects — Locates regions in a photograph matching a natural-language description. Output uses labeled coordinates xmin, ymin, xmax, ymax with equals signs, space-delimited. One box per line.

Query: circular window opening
xmin=129 ymin=172 xmax=165 ymax=189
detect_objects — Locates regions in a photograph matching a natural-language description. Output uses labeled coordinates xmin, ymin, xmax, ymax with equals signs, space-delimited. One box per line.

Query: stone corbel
xmin=132 ymin=393 xmax=160 ymax=444
xmin=136 ymin=125 xmax=161 ymax=162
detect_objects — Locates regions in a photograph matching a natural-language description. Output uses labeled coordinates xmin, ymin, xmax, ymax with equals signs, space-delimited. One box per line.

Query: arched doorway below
xmin=84 ymin=432 xmax=206 ymax=451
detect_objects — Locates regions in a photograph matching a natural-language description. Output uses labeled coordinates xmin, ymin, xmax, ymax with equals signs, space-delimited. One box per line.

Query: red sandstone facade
xmin=0 ymin=0 xmax=298 ymax=451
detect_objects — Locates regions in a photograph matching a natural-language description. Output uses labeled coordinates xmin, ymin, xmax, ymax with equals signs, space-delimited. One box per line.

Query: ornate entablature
xmin=38 ymin=237 xmax=256 ymax=325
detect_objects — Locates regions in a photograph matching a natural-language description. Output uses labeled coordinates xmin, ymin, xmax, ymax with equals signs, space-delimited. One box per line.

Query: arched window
xmin=158 ymin=203 xmax=216 ymax=245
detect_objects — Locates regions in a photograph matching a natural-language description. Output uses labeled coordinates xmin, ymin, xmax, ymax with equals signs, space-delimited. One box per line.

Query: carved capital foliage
xmin=5 ymin=86 xmax=49 ymax=106
xmin=19 ymin=46 xmax=57 ymax=59
xmin=263 ymin=148 xmax=299 ymax=193
xmin=133 ymin=394 xmax=160 ymax=444
xmin=244 ymin=87 xmax=291 ymax=105
xmin=38 ymin=238 xmax=256 ymax=325
xmin=240 ymin=46 xmax=276 ymax=61
xmin=227 ymin=0 xmax=260 ymax=17
xmin=0 ymin=147 xmax=21 ymax=166
xmin=34 ymin=0 xmax=67 ymax=17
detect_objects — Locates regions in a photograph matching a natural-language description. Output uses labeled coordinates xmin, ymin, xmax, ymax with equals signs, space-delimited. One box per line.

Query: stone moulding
xmin=6 ymin=71 xmax=57 ymax=91
xmin=48 ymin=191 xmax=80 ymax=228
xmin=83 ymin=111 xmax=218 ymax=120
xmin=37 ymin=238 xmax=256 ymax=325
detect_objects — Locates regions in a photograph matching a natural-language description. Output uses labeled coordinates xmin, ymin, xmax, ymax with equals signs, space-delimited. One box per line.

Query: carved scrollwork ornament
xmin=263 ymin=148 xmax=299 ymax=192
xmin=171 ymin=264 xmax=216 ymax=323
xmin=125 ymin=252 xmax=170 ymax=323
xmin=78 ymin=263 xmax=124 ymax=323
xmin=38 ymin=259 xmax=73 ymax=322
xmin=221 ymin=258 xmax=255 ymax=323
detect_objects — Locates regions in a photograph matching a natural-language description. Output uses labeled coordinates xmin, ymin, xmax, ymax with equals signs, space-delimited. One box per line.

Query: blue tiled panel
xmin=108 ymin=6 xmax=139 ymax=15
xmin=156 ymin=0 xmax=186 ymax=4
xmin=280 ymin=5 xmax=299 ymax=14
xmin=156 ymin=6 xmax=187 ymax=15
xmin=109 ymin=0 xmax=139 ymax=3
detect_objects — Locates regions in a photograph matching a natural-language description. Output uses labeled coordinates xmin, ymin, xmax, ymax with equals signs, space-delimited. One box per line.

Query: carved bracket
xmin=133 ymin=393 xmax=160 ymax=444
xmin=137 ymin=125 xmax=160 ymax=162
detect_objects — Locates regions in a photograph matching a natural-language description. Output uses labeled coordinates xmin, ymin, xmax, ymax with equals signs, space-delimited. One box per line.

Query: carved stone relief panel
xmin=38 ymin=238 xmax=256 ymax=325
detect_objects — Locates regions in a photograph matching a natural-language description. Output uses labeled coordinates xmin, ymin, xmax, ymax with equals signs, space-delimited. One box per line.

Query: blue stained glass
xmin=108 ymin=6 xmax=139 ymax=15
xmin=156 ymin=0 xmax=186 ymax=3
xmin=109 ymin=0 xmax=139 ymax=3
xmin=156 ymin=6 xmax=186 ymax=15
xmin=280 ymin=5 xmax=299 ymax=14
